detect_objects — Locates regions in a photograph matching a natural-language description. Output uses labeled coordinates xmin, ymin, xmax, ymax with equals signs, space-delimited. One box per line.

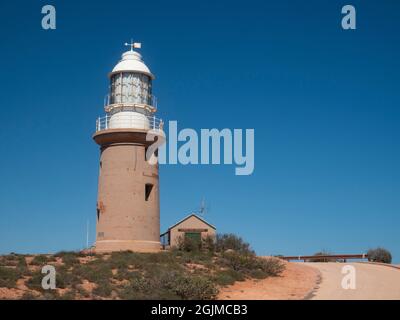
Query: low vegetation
xmin=368 ymin=247 xmax=392 ymax=264
xmin=0 ymin=254 xmax=30 ymax=288
xmin=0 ymin=234 xmax=285 ymax=300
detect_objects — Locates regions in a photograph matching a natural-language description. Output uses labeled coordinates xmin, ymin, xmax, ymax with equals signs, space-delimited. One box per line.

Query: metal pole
xmin=86 ymin=219 xmax=89 ymax=249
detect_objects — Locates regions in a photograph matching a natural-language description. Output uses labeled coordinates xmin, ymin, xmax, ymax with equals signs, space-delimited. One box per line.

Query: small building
xmin=160 ymin=214 xmax=216 ymax=249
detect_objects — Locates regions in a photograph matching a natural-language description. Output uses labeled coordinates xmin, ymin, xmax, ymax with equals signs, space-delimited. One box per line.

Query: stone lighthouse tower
xmin=93 ymin=41 xmax=163 ymax=252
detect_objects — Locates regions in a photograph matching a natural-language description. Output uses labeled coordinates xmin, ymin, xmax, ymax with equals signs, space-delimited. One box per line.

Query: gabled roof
xmin=163 ymin=213 xmax=216 ymax=234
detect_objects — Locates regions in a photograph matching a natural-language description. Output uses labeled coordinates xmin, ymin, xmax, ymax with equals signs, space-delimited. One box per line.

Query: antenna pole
xmin=86 ymin=219 xmax=89 ymax=249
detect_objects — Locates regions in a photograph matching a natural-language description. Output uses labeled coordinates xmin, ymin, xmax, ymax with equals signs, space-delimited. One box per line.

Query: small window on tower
xmin=145 ymin=183 xmax=153 ymax=201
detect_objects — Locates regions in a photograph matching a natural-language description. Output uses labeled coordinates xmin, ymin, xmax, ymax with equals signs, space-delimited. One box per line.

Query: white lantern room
xmin=98 ymin=42 xmax=159 ymax=131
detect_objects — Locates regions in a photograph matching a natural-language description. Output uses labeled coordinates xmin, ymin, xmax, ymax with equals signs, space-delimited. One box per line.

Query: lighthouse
xmin=93 ymin=41 xmax=163 ymax=252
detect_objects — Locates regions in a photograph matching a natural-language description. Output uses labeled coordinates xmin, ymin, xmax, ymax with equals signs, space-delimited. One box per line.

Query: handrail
xmin=280 ymin=254 xmax=369 ymax=262
xmin=95 ymin=113 xmax=163 ymax=132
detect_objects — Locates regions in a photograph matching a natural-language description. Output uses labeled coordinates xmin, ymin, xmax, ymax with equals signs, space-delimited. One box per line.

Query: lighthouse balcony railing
xmin=95 ymin=114 xmax=164 ymax=132
xmin=104 ymin=94 xmax=157 ymax=110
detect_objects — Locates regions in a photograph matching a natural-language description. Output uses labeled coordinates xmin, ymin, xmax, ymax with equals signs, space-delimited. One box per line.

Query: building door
xmin=185 ymin=232 xmax=201 ymax=243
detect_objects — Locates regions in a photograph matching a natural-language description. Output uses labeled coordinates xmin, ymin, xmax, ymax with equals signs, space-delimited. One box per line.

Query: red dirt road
xmin=218 ymin=261 xmax=319 ymax=300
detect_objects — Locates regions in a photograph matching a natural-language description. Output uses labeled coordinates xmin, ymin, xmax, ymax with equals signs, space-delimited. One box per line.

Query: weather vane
xmin=124 ymin=39 xmax=141 ymax=51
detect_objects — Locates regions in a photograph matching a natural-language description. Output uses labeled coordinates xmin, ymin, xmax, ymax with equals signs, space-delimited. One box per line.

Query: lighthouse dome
xmin=111 ymin=50 xmax=154 ymax=79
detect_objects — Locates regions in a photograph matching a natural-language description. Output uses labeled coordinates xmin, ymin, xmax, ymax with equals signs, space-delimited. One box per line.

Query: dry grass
xmin=0 ymin=250 xmax=285 ymax=300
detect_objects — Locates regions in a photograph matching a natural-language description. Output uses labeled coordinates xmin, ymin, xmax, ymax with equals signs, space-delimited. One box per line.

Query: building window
xmin=145 ymin=183 xmax=153 ymax=201
xmin=97 ymin=209 xmax=100 ymax=221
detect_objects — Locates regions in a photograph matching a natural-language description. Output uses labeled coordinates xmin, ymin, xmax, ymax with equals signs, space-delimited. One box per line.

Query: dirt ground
xmin=218 ymin=261 xmax=319 ymax=300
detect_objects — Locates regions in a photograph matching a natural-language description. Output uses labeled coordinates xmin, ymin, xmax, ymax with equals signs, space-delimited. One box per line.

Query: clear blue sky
xmin=0 ymin=1 xmax=399 ymax=262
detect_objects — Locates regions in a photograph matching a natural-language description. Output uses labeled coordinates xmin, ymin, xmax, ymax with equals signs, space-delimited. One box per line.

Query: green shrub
xmin=107 ymin=251 xmax=178 ymax=270
xmin=214 ymin=269 xmax=245 ymax=286
xmin=202 ymin=235 xmax=216 ymax=252
xmin=0 ymin=254 xmax=21 ymax=266
xmin=0 ymin=256 xmax=28 ymax=282
xmin=30 ymin=255 xmax=49 ymax=266
xmin=61 ymin=253 xmax=80 ymax=266
xmin=118 ymin=270 xmax=180 ymax=300
xmin=54 ymin=251 xmax=81 ymax=257
xmin=176 ymin=236 xmax=202 ymax=252
xmin=218 ymin=252 xmax=285 ymax=278
xmin=108 ymin=252 xmax=133 ymax=269
xmin=118 ymin=268 xmax=218 ymax=300
xmin=256 ymin=257 xmax=285 ymax=276
xmin=15 ymin=256 xmax=30 ymax=277
xmin=215 ymin=234 xmax=254 ymax=255
xmin=93 ymin=280 xmax=113 ymax=297
xmin=177 ymin=250 xmax=213 ymax=265
xmin=171 ymin=274 xmax=218 ymax=300
xmin=368 ymin=247 xmax=392 ymax=264
xmin=219 ymin=251 xmax=255 ymax=272
xmin=113 ymin=268 xmax=141 ymax=282
xmin=56 ymin=266 xmax=82 ymax=289
xmin=74 ymin=263 xmax=112 ymax=283
xmin=142 ymin=252 xmax=178 ymax=264
xmin=248 ymin=269 xmax=268 ymax=279
xmin=119 ymin=279 xmax=179 ymax=300
xmin=25 ymin=271 xmax=45 ymax=291
xmin=0 ymin=266 xmax=20 ymax=288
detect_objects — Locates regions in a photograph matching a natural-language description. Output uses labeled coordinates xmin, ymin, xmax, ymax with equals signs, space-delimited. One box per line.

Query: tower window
xmin=145 ymin=183 xmax=153 ymax=201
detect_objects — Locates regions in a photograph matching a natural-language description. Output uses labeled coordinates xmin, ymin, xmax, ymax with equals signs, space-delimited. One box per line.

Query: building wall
xmin=169 ymin=215 xmax=216 ymax=247
xmin=95 ymin=143 xmax=160 ymax=252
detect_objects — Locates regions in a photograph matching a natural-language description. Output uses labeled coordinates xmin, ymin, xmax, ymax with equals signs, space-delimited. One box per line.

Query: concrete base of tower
xmin=94 ymin=240 xmax=161 ymax=253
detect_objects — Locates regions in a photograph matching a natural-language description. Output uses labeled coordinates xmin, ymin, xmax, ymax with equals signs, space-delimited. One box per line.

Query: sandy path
xmin=305 ymin=262 xmax=400 ymax=300
xmin=218 ymin=262 xmax=319 ymax=300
